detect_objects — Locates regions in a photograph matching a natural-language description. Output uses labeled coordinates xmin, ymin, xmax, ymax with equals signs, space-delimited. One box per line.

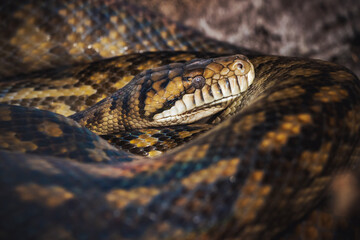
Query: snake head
xmin=71 ymin=54 xmax=255 ymax=134
xmin=150 ymin=54 xmax=255 ymax=125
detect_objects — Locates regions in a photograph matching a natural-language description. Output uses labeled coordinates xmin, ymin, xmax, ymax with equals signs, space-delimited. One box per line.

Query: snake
xmin=1 ymin=0 xmax=360 ymax=239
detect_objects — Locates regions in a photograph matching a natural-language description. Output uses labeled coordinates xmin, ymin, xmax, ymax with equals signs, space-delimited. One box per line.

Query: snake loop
xmin=0 ymin=1 xmax=360 ymax=239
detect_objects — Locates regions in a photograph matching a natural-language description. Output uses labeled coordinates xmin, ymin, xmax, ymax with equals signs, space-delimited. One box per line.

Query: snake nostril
xmin=236 ymin=63 xmax=244 ymax=72
xmin=192 ymin=75 xmax=206 ymax=89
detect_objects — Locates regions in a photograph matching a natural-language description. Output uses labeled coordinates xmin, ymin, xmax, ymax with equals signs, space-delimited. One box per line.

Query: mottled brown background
xmin=135 ymin=0 xmax=360 ymax=77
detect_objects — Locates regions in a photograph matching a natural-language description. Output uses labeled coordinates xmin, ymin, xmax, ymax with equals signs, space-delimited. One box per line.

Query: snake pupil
xmin=192 ymin=76 xmax=206 ymax=89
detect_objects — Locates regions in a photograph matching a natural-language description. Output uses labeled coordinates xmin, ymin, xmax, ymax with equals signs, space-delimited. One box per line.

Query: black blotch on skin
xmin=120 ymin=93 xmax=130 ymax=114
xmin=138 ymin=79 xmax=155 ymax=118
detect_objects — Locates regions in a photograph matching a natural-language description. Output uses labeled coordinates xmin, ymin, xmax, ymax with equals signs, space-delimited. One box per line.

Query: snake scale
xmin=1 ymin=0 xmax=360 ymax=239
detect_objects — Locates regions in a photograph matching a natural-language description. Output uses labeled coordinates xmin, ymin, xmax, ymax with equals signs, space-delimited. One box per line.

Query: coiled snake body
xmin=0 ymin=1 xmax=360 ymax=239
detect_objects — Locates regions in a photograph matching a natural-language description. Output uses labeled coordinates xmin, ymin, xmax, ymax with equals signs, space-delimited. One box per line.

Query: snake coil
xmin=0 ymin=0 xmax=360 ymax=239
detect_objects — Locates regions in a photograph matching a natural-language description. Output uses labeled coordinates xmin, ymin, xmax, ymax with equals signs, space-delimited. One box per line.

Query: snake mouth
xmin=153 ymin=73 xmax=254 ymax=124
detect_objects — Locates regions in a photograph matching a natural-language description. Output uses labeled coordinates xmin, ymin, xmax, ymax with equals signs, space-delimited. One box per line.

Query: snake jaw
xmin=153 ymin=73 xmax=254 ymax=124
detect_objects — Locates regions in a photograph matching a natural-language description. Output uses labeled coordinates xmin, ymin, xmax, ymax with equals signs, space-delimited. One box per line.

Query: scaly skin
xmin=0 ymin=0 xmax=360 ymax=239
xmin=70 ymin=55 xmax=254 ymax=134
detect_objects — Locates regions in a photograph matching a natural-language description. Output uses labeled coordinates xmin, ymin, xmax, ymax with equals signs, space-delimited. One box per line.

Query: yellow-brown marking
xmin=40 ymin=226 xmax=76 ymax=240
xmin=161 ymin=140 xmax=177 ymax=150
xmin=114 ymin=59 xmax=132 ymax=69
xmin=0 ymin=85 xmax=96 ymax=102
xmin=24 ymin=158 xmax=62 ymax=175
xmin=15 ymin=183 xmax=74 ymax=208
xmin=181 ymin=158 xmax=241 ymax=189
xmin=290 ymin=210 xmax=334 ymax=240
xmin=144 ymin=129 xmax=161 ymax=135
xmin=289 ymin=69 xmax=321 ymax=77
xmin=86 ymin=148 xmax=111 ymax=162
xmin=169 ymin=53 xmax=196 ymax=62
xmin=220 ymin=67 xmax=230 ymax=75
xmin=83 ymin=163 xmax=138 ymax=178
xmin=38 ymin=121 xmax=63 ymax=137
xmin=89 ymin=72 xmax=110 ymax=84
xmin=206 ymin=62 xmax=224 ymax=72
xmin=330 ymin=70 xmax=356 ymax=81
xmin=148 ymin=150 xmax=162 ymax=157
xmin=233 ymin=170 xmax=272 ymax=223
xmin=46 ymin=77 xmax=79 ymax=87
xmin=106 ymin=187 xmax=160 ymax=209
xmin=0 ymin=107 xmax=12 ymax=121
xmin=314 ymin=86 xmax=348 ymax=103
xmin=267 ymin=85 xmax=306 ymax=102
xmin=344 ymin=106 xmax=360 ymax=134
xmin=130 ymin=135 xmax=158 ymax=148
xmin=298 ymin=142 xmax=332 ymax=177
xmin=174 ymin=144 xmax=210 ymax=162
xmin=45 ymin=102 xmax=77 ymax=116
xmin=10 ymin=6 xmax=60 ymax=71
xmin=113 ymin=75 xmax=135 ymax=89
xmin=137 ymin=59 xmax=163 ymax=70
xmin=203 ymin=68 xmax=215 ymax=79
xmin=177 ymin=131 xmax=193 ymax=138
xmin=234 ymin=112 xmax=266 ymax=132
xmin=260 ymin=113 xmax=312 ymax=151
xmin=0 ymin=132 xmax=38 ymax=152
xmin=162 ymin=76 xmax=185 ymax=99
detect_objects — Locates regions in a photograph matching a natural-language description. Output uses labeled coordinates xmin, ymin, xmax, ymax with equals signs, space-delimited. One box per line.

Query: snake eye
xmin=192 ymin=76 xmax=206 ymax=89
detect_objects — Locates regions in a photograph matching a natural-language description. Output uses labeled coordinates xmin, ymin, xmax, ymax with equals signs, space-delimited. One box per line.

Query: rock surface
xmin=136 ymin=0 xmax=360 ymax=77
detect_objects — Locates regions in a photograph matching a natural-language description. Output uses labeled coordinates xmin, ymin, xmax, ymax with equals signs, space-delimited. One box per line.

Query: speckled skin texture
xmin=0 ymin=0 xmax=360 ymax=240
